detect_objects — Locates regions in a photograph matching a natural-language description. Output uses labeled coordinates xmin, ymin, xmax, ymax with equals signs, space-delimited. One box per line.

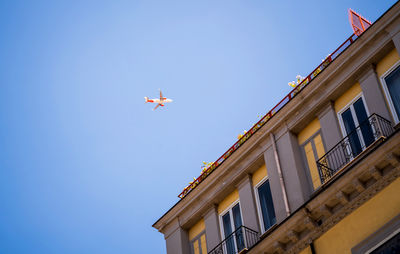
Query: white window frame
xmin=380 ymin=59 xmax=400 ymax=124
xmin=337 ymin=93 xmax=370 ymax=147
xmin=254 ymin=176 xmax=276 ymax=234
xmin=218 ymin=199 xmax=244 ymax=253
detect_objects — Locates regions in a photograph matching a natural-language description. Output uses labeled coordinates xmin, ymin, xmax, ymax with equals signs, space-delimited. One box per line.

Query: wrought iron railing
xmin=316 ymin=114 xmax=394 ymax=184
xmin=208 ymin=226 xmax=259 ymax=254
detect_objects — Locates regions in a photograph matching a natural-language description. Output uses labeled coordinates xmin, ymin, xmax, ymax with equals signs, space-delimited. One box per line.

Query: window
xmin=301 ymin=132 xmax=326 ymax=190
xmin=220 ymin=202 xmax=244 ymax=254
xmin=338 ymin=95 xmax=374 ymax=157
xmin=255 ymin=178 xmax=276 ymax=233
xmin=190 ymin=233 xmax=207 ymax=254
xmin=352 ymin=215 xmax=400 ymax=254
xmin=381 ymin=62 xmax=400 ymax=124
xmin=369 ymin=231 xmax=400 ymax=253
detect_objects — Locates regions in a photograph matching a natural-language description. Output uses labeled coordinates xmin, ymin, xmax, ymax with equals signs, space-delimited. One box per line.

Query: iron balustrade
xmin=316 ymin=114 xmax=394 ymax=184
xmin=208 ymin=226 xmax=259 ymax=254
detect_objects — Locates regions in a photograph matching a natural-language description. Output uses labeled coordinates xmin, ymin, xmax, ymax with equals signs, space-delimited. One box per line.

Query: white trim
xmin=365 ymin=227 xmax=400 ymax=254
xmin=254 ymin=176 xmax=268 ymax=234
xmin=337 ymin=92 xmax=370 ymax=138
xmin=380 ymin=59 xmax=400 ymax=124
xmin=218 ymin=199 xmax=244 ymax=254
xmin=218 ymin=198 xmax=242 ymax=238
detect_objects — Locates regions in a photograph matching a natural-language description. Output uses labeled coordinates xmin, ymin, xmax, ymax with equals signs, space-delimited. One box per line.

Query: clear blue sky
xmin=0 ymin=1 xmax=396 ymax=253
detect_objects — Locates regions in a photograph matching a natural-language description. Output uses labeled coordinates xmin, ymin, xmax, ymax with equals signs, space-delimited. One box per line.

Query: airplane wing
xmin=153 ymin=104 xmax=160 ymax=111
xmin=159 ymin=89 xmax=163 ymax=100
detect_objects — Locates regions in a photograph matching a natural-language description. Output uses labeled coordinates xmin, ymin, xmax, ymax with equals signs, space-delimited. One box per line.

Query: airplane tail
xmin=144 ymin=97 xmax=149 ymax=103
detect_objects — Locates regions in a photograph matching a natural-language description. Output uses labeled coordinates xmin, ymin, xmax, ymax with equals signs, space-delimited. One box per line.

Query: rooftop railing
xmin=208 ymin=226 xmax=259 ymax=254
xmin=316 ymin=114 xmax=394 ymax=185
xmin=178 ymin=33 xmax=359 ymax=199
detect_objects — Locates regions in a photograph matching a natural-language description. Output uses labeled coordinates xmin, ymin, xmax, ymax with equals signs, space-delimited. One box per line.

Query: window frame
xmin=254 ymin=176 xmax=276 ymax=234
xmin=218 ymin=199 xmax=244 ymax=253
xmin=337 ymin=92 xmax=371 ymax=150
xmin=352 ymin=214 xmax=400 ymax=254
xmin=190 ymin=231 xmax=206 ymax=254
xmin=300 ymin=130 xmax=326 ymax=192
xmin=337 ymin=92 xmax=370 ymax=140
xmin=219 ymin=199 xmax=243 ymax=237
xmin=380 ymin=59 xmax=400 ymax=124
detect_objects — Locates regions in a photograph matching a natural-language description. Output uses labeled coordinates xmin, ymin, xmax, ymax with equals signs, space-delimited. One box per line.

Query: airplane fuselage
xmin=146 ymin=98 xmax=173 ymax=104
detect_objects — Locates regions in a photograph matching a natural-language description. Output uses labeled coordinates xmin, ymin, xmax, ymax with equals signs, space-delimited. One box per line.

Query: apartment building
xmin=153 ymin=3 xmax=400 ymax=254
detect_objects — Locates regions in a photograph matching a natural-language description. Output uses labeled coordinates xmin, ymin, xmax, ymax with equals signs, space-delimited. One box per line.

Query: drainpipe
xmin=270 ymin=133 xmax=291 ymax=217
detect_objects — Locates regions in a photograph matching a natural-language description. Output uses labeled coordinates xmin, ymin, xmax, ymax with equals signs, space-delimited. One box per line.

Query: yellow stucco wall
xmin=314 ymin=177 xmax=400 ymax=253
xmin=304 ymin=134 xmax=325 ymax=189
xmin=334 ymin=82 xmax=362 ymax=113
xmin=313 ymin=134 xmax=325 ymax=159
xmin=252 ymin=164 xmax=268 ymax=186
xmin=376 ymin=48 xmax=400 ymax=77
xmin=193 ymin=240 xmax=200 ymax=254
xmin=218 ymin=189 xmax=239 ymax=214
xmin=299 ymin=245 xmax=312 ymax=254
xmin=298 ymin=118 xmax=321 ymax=145
xmin=189 ymin=219 xmax=205 ymax=241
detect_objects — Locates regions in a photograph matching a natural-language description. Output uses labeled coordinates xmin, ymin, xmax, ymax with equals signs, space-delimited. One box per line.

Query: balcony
xmin=316 ymin=113 xmax=395 ymax=185
xmin=208 ymin=226 xmax=259 ymax=254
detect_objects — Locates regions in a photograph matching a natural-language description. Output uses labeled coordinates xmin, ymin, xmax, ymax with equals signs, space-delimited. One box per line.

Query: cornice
xmin=154 ymin=1 xmax=400 ymax=232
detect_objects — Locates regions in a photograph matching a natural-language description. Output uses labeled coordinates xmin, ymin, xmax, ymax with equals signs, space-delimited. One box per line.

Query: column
xmin=238 ymin=175 xmax=260 ymax=233
xmin=274 ymin=131 xmax=310 ymax=210
xmin=392 ymin=30 xmax=400 ymax=56
xmin=318 ymin=102 xmax=342 ymax=151
xmin=359 ymin=65 xmax=392 ymax=121
xmin=165 ymin=223 xmax=190 ymax=254
xmin=264 ymin=146 xmax=287 ymax=223
xmin=204 ymin=205 xmax=221 ymax=251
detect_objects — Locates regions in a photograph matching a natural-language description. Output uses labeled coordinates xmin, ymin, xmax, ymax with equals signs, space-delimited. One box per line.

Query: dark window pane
xmin=370 ymin=231 xmax=400 ymax=254
xmin=258 ymin=180 xmax=276 ymax=231
xmin=222 ymin=212 xmax=235 ymax=254
xmin=385 ymin=65 xmax=400 ymax=121
xmin=232 ymin=204 xmax=244 ymax=252
xmin=341 ymin=108 xmax=362 ymax=156
xmin=353 ymin=98 xmax=374 ymax=147
xmin=222 ymin=212 xmax=232 ymax=236
xmin=232 ymin=204 xmax=242 ymax=230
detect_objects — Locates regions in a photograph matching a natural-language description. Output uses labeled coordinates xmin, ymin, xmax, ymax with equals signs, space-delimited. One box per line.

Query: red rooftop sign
xmin=349 ymin=9 xmax=372 ymax=36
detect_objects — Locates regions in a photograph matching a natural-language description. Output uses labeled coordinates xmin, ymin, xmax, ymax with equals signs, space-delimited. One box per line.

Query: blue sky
xmin=0 ymin=1 xmax=396 ymax=253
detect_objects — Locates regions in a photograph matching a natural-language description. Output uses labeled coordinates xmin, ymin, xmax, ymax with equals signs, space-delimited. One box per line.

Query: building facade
xmin=153 ymin=3 xmax=400 ymax=254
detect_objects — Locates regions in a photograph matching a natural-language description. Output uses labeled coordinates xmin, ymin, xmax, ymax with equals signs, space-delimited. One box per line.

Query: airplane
xmin=144 ymin=90 xmax=173 ymax=110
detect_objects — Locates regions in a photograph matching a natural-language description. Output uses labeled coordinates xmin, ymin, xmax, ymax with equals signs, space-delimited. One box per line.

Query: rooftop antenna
xmin=349 ymin=9 xmax=372 ymax=36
